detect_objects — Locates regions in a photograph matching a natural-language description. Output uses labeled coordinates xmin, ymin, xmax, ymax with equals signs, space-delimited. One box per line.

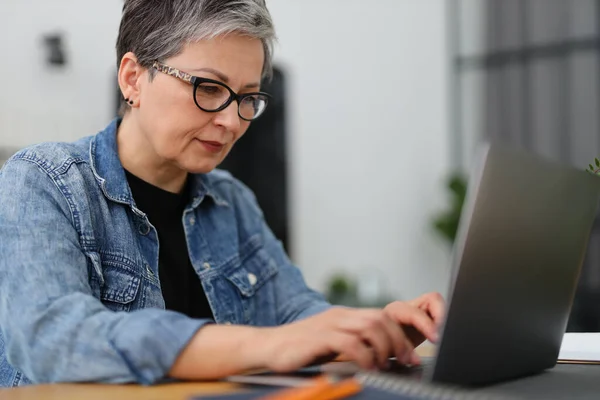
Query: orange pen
xmin=257 ymin=376 xmax=362 ymax=400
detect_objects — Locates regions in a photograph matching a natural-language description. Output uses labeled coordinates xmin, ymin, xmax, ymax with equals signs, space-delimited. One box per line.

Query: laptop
xmin=381 ymin=141 xmax=600 ymax=387
xmin=229 ymin=141 xmax=600 ymax=390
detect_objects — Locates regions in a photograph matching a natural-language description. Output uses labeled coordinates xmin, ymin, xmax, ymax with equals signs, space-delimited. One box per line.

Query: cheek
xmin=140 ymin=89 xmax=214 ymax=155
xmin=157 ymin=123 xmax=209 ymax=160
xmin=140 ymin=78 xmax=200 ymax=126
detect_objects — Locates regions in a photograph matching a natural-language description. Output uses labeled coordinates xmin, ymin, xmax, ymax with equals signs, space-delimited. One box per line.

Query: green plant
xmin=433 ymin=173 xmax=468 ymax=244
xmin=587 ymin=158 xmax=600 ymax=175
xmin=325 ymin=273 xmax=358 ymax=306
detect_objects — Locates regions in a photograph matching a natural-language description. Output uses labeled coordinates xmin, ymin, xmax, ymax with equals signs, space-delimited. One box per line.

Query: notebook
xmin=558 ymin=332 xmax=600 ymax=364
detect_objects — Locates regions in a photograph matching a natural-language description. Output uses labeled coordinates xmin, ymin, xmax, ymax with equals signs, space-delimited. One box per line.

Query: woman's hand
xmin=257 ymin=307 xmax=413 ymax=372
xmin=170 ymin=292 xmax=445 ymax=380
xmin=256 ymin=293 xmax=445 ymax=372
xmin=383 ymin=292 xmax=446 ymax=349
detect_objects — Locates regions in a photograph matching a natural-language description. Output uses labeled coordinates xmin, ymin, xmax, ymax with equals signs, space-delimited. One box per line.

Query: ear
xmin=118 ymin=52 xmax=144 ymax=107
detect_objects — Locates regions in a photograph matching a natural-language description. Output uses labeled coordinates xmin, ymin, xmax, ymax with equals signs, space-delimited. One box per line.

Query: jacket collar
xmin=89 ymin=118 xmax=227 ymax=209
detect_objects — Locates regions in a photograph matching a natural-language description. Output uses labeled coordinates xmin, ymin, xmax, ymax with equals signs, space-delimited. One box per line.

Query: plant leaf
xmin=595 ymin=158 xmax=599 ymax=167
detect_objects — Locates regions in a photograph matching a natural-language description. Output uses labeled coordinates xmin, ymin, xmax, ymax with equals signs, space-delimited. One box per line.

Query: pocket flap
xmin=100 ymin=267 xmax=141 ymax=304
xmin=226 ymin=240 xmax=278 ymax=297
xmin=87 ymin=251 xmax=142 ymax=305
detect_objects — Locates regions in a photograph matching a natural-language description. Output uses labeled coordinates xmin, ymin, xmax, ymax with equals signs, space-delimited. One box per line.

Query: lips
xmin=201 ymin=140 xmax=224 ymax=147
xmin=197 ymin=139 xmax=225 ymax=153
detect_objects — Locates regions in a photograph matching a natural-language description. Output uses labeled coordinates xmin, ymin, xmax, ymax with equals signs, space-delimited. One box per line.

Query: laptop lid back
xmin=430 ymin=143 xmax=600 ymax=385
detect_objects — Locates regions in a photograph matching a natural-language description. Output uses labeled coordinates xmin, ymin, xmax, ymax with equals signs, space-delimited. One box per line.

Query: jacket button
xmin=247 ymin=273 xmax=257 ymax=286
xmin=203 ymin=262 xmax=211 ymax=270
xmin=189 ymin=216 xmax=196 ymax=225
xmin=139 ymin=223 xmax=150 ymax=235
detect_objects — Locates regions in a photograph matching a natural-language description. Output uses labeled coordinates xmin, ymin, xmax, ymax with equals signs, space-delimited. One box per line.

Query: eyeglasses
xmin=152 ymin=61 xmax=271 ymax=121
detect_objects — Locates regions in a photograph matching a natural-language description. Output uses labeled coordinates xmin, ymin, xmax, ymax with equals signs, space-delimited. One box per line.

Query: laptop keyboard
xmin=318 ymin=357 xmax=433 ymax=378
xmin=383 ymin=357 xmax=432 ymax=376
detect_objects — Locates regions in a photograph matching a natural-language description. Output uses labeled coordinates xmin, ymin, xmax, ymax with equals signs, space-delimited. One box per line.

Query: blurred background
xmin=1 ymin=0 xmax=600 ymax=330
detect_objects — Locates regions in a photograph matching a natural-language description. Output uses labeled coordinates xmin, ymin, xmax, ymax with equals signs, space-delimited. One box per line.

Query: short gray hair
xmin=116 ymin=0 xmax=276 ymax=81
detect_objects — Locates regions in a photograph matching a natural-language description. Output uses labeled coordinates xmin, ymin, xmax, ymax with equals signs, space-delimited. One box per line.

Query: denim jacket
xmin=0 ymin=119 xmax=331 ymax=387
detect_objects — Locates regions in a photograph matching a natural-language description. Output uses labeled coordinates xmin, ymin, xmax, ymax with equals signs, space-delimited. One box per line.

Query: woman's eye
xmin=198 ymin=85 xmax=221 ymax=95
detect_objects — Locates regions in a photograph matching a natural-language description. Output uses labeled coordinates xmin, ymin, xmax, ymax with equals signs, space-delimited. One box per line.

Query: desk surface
xmin=0 ymin=381 xmax=242 ymax=400
xmin=0 ymin=346 xmax=441 ymax=400
xmin=16 ymin=346 xmax=600 ymax=400
xmin=7 ymin=365 xmax=600 ymax=400
xmin=476 ymin=363 xmax=600 ymax=400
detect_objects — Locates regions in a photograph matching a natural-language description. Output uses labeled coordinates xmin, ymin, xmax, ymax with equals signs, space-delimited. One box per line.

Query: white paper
xmin=558 ymin=332 xmax=600 ymax=361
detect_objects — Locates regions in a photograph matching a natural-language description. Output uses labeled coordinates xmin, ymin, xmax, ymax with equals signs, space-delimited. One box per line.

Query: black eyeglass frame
xmin=152 ymin=61 xmax=271 ymax=121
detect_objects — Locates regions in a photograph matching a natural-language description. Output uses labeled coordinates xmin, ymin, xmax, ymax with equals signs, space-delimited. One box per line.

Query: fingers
xmin=329 ymin=331 xmax=377 ymax=370
xmin=410 ymin=292 xmax=446 ymax=326
xmin=280 ymin=307 xmax=427 ymax=372
xmin=334 ymin=308 xmax=414 ymax=368
xmin=377 ymin=311 xmax=415 ymax=364
xmin=385 ymin=302 xmax=438 ymax=343
xmin=427 ymin=293 xmax=446 ymax=325
xmin=356 ymin=319 xmax=392 ymax=369
xmin=333 ymin=309 xmax=390 ymax=368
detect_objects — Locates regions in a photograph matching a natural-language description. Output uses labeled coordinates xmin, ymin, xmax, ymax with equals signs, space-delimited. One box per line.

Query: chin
xmin=183 ymin=162 xmax=220 ymax=175
xmin=178 ymin=150 xmax=229 ymax=174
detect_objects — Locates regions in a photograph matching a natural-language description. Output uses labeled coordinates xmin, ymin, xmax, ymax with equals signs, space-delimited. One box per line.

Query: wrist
xmin=240 ymin=326 xmax=278 ymax=372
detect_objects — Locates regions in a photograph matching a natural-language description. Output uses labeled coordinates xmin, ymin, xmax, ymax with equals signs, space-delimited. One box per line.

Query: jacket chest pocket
xmin=218 ymin=236 xmax=279 ymax=325
xmin=87 ymin=252 xmax=142 ymax=312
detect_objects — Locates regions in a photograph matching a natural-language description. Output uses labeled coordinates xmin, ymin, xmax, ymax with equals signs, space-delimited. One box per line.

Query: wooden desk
xmin=0 ymin=345 xmax=436 ymax=399
xmin=0 ymin=381 xmax=242 ymax=400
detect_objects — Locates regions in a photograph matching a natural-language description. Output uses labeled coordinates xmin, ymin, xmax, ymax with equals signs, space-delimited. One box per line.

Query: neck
xmin=117 ymin=114 xmax=188 ymax=194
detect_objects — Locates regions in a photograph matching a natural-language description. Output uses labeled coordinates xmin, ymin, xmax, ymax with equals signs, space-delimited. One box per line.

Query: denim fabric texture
xmin=0 ymin=119 xmax=331 ymax=387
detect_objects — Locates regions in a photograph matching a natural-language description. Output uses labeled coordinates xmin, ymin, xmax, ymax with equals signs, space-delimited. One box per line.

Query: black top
xmin=125 ymin=170 xmax=214 ymax=320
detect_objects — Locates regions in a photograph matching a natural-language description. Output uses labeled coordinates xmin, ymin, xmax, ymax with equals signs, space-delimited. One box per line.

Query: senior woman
xmin=0 ymin=0 xmax=444 ymax=387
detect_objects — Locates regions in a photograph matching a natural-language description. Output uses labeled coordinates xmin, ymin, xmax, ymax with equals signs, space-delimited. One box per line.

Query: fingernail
xmin=411 ymin=353 xmax=421 ymax=365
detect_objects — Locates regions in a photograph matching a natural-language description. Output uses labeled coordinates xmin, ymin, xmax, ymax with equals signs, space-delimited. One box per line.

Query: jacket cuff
xmin=108 ymin=310 xmax=213 ymax=385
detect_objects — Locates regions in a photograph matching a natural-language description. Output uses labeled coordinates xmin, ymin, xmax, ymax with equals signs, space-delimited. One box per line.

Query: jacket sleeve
xmin=0 ymin=158 xmax=210 ymax=385
xmin=230 ymin=178 xmax=332 ymax=324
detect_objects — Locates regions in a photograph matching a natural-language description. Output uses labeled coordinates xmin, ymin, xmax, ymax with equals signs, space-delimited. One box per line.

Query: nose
xmin=212 ymin=101 xmax=241 ymax=133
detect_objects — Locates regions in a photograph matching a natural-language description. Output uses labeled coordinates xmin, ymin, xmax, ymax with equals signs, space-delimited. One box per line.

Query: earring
xmin=128 ymin=100 xmax=134 ymax=105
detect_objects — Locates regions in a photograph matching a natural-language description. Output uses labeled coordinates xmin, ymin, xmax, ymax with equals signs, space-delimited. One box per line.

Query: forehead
xmin=169 ymin=35 xmax=265 ymax=84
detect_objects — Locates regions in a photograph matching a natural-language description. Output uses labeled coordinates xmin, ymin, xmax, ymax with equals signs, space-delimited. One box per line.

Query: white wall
xmin=0 ymin=0 xmax=452 ymax=302
xmin=269 ymin=0 xmax=452 ymax=300
xmin=0 ymin=0 xmax=122 ymax=148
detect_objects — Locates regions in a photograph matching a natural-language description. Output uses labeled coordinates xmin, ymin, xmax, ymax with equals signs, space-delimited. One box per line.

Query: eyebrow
xmin=190 ymin=67 xmax=261 ymax=89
